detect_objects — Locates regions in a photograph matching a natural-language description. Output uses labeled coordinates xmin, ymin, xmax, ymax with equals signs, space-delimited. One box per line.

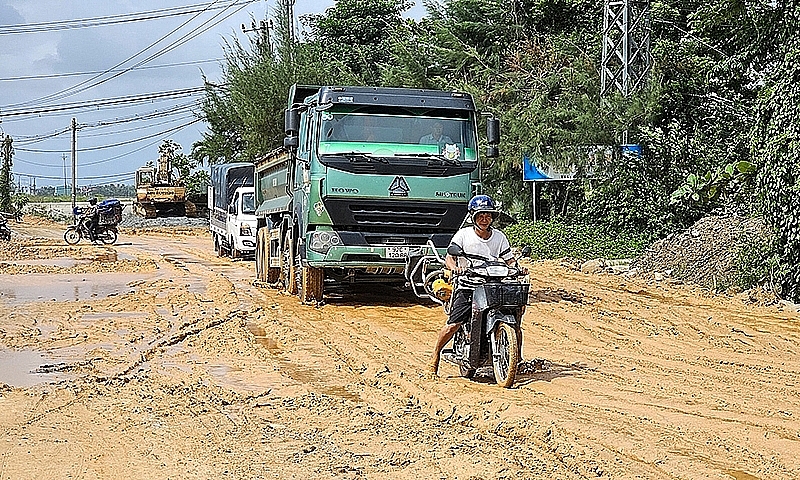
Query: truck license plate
xmin=386 ymin=246 xmax=409 ymax=259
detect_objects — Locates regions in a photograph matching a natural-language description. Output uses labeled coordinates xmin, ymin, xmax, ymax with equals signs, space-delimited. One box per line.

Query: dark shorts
xmin=447 ymin=289 xmax=473 ymax=325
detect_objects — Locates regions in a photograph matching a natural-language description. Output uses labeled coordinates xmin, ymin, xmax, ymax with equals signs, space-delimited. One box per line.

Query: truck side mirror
xmin=486 ymin=117 xmax=500 ymax=158
xmin=228 ymin=204 xmax=236 ymax=214
xmin=487 ymin=117 xmax=500 ymax=144
xmin=285 ymin=108 xmax=300 ymax=135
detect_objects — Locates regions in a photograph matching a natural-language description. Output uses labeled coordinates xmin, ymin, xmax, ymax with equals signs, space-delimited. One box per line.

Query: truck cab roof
xmin=290 ymin=85 xmax=476 ymax=112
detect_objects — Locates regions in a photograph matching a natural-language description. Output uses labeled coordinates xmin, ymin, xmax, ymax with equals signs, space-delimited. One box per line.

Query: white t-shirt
xmin=449 ymin=226 xmax=513 ymax=270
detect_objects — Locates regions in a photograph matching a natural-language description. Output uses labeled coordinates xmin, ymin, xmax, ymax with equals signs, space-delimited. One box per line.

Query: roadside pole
xmin=71 ymin=117 xmax=77 ymax=221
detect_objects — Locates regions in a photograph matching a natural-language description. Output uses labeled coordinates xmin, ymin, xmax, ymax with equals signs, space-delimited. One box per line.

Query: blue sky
xmin=0 ymin=0 xmax=426 ymax=189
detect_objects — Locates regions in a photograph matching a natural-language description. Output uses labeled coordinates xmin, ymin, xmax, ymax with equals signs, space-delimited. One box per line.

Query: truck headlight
xmin=240 ymin=223 xmax=253 ymax=236
xmin=309 ymin=230 xmax=341 ymax=254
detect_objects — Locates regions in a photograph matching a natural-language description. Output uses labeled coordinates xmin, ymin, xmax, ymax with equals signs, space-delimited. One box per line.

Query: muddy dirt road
xmin=1 ymin=218 xmax=799 ymax=480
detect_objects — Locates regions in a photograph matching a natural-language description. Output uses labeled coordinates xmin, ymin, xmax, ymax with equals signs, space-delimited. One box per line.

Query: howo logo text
xmin=331 ymin=187 xmax=359 ymax=194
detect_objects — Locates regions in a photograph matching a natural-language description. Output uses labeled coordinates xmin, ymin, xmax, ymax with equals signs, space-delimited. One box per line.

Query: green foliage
xmin=754 ymin=37 xmax=800 ymax=302
xmin=735 ymin=232 xmax=787 ymax=294
xmin=670 ymin=160 xmax=756 ymax=206
xmin=504 ymin=220 xmax=649 ymax=261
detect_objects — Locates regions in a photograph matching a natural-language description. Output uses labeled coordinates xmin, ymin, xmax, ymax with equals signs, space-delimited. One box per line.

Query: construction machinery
xmin=133 ymin=155 xmax=196 ymax=218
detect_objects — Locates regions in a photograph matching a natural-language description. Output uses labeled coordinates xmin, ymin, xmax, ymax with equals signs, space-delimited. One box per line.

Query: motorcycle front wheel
xmin=64 ymin=227 xmax=81 ymax=245
xmin=492 ymin=323 xmax=520 ymax=388
xmin=98 ymin=227 xmax=118 ymax=245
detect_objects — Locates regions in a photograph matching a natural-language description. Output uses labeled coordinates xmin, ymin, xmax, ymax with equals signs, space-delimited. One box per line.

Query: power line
xmin=16 ymin=119 xmax=201 ymax=153
xmin=4 ymin=0 xmax=249 ymax=109
xmin=0 ymin=87 xmax=205 ymax=118
xmin=0 ymin=58 xmax=224 ymax=82
xmin=13 ymin=102 xmax=200 ymax=144
xmin=0 ymin=1 xmax=253 ymax=35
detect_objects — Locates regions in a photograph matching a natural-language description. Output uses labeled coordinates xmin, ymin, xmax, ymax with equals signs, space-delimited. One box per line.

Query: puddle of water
xmin=0 ymin=349 xmax=72 ymax=387
xmin=0 ymin=273 xmax=154 ymax=305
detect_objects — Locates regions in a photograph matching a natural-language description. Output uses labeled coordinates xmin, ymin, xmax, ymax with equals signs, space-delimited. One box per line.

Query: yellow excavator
xmin=133 ymin=154 xmax=196 ymax=218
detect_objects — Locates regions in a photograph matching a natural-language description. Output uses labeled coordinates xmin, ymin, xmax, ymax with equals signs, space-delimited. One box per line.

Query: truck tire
xmin=230 ymin=237 xmax=240 ymax=260
xmin=214 ymin=234 xmax=224 ymax=257
xmin=282 ymin=230 xmax=298 ymax=295
xmin=255 ymin=228 xmax=268 ymax=282
xmin=299 ymin=266 xmax=324 ymax=303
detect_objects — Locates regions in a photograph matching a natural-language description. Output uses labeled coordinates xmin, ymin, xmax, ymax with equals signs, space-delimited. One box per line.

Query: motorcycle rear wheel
xmin=64 ymin=227 xmax=81 ymax=245
xmin=492 ymin=323 xmax=520 ymax=388
xmin=98 ymin=227 xmax=117 ymax=245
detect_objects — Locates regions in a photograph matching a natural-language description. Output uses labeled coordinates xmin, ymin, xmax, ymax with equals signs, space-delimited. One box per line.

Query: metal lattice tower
xmin=601 ymin=0 xmax=651 ymax=97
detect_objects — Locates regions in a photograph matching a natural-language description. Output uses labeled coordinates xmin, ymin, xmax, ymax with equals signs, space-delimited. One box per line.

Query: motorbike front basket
xmin=481 ymin=283 xmax=530 ymax=308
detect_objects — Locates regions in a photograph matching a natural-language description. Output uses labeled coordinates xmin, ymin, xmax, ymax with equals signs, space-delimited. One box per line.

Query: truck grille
xmin=350 ymin=203 xmax=446 ymax=227
xmin=324 ymin=198 xmax=467 ymax=234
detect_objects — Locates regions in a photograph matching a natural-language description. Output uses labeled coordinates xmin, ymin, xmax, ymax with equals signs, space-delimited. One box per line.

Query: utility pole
xmin=71 ymin=117 xmax=77 ymax=216
xmin=1 ymin=135 xmax=13 ymax=213
xmin=601 ymin=0 xmax=651 ymax=99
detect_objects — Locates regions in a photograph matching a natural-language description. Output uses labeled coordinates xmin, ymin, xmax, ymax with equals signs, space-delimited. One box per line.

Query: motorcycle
xmin=64 ymin=207 xmax=118 ymax=245
xmin=0 ymin=214 xmax=11 ymax=241
xmin=405 ymin=241 xmax=530 ymax=388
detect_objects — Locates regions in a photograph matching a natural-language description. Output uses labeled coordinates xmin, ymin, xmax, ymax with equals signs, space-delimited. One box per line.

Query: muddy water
xmin=0 ymin=349 xmax=73 ymax=387
xmin=0 ymin=272 xmax=154 ymax=304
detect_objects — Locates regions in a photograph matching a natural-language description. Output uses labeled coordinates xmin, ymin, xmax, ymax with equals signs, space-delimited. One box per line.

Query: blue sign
xmin=522 ymin=155 xmax=577 ymax=181
xmin=621 ymin=144 xmax=642 ymax=156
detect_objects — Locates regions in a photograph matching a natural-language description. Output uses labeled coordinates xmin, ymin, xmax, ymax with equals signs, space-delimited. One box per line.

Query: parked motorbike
xmin=405 ymin=241 xmax=530 ymax=388
xmin=0 ymin=214 xmax=11 ymax=241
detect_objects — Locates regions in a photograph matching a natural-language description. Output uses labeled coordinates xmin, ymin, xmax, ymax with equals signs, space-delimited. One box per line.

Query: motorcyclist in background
xmin=83 ymin=197 xmax=99 ymax=241
xmin=427 ymin=194 xmax=526 ymax=376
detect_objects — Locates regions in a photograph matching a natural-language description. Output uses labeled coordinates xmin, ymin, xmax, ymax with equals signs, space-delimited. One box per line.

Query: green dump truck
xmin=254 ymin=85 xmax=500 ymax=303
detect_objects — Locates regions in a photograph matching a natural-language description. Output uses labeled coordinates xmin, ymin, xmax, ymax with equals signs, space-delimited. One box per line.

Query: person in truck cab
xmin=427 ymin=194 xmax=525 ymax=376
xmin=419 ymin=122 xmax=453 ymax=146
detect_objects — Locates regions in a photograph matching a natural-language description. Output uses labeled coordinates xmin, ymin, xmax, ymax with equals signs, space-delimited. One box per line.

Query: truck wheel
xmin=299 ymin=266 xmax=324 ymax=303
xmin=231 ymin=238 xmax=240 ymax=260
xmin=255 ymin=228 xmax=268 ymax=282
xmin=282 ymin=231 xmax=297 ymax=295
xmin=214 ymin=235 xmax=224 ymax=257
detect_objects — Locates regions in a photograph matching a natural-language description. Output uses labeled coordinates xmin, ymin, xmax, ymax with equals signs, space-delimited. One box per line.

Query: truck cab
xmin=209 ymin=163 xmax=256 ymax=259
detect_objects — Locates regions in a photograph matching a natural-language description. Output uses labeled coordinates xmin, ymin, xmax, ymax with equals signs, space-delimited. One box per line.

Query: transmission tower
xmin=601 ymin=0 xmax=651 ymax=98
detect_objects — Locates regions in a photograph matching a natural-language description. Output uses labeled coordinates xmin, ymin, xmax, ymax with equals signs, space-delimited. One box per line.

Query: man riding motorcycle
xmin=82 ymin=197 xmax=100 ymax=241
xmin=428 ymin=194 xmax=526 ymax=376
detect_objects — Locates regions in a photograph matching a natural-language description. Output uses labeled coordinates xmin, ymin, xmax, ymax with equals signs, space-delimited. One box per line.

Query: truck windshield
xmin=317 ymin=109 xmax=478 ymax=166
xmin=241 ymin=192 xmax=255 ymax=215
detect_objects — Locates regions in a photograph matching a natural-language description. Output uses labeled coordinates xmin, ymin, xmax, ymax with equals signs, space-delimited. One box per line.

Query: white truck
xmin=208 ymin=163 xmax=257 ymax=259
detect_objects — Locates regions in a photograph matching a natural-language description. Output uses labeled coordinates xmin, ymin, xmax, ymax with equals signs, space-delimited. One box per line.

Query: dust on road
xmin=1 ymin=217 xmax=799 ymax=479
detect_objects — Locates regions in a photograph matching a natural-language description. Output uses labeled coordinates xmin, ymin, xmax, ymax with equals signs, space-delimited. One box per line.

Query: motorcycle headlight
xmin=485 ymin=264 xmax=509 ymax=277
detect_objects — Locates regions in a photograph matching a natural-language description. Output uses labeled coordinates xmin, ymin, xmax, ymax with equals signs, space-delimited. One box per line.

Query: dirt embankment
xmin=0 ymin=217 xmax=799 ymax=480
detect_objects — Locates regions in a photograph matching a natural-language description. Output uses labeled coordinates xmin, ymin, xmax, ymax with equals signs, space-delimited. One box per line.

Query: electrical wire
xmin=0 ymin=1 xmax=250 ymax=35
xmin=0 ymin=87 xmax=205 ymax=118
xmin=16 ymin=119 xmax=201 ymax=153
xmin=6 ymin=0 xmax=253 ymax=110
xmin=0 ymin=58 xmax=224 ymax=82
